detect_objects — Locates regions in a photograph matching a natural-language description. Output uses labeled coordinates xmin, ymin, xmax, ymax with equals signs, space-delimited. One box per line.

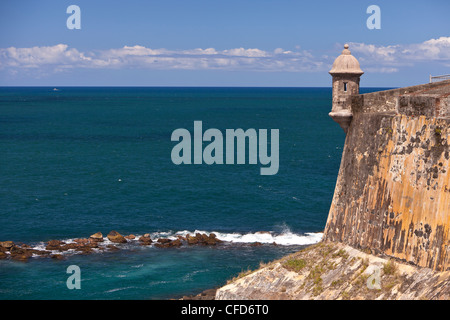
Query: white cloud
xmin=181 ymin=48 xmax=218 ymax=55
xmin=350 ymin=37 xmax=450 ymax=65
xmin=221 ymin=48 xmax=268 ymax=57
xmin=1 ymin=37 xmax=449 ymax=77
xmin=104 ymin=45 xmax=167 ymax=57
xmin=0 ymin=44 xmax=92 ymax=69
xmin=0 ymin=44 xmax=324 ymax=74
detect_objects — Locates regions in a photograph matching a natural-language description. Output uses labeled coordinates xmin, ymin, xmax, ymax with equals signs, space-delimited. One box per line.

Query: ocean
xmin=0 ymin=87 xmax=384 ymax=299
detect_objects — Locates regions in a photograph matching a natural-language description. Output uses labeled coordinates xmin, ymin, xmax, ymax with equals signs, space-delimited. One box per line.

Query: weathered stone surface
xmin=76 ymin=246 xmax=94 ymax=254
xmin=89 ymin=232 xmax=104 ymax=242
xmin=216 ymin=242 xmax=450 ymax=300
xmin=138 ymin=234 xmax=153 ymax=245
xmin=107 ymin=231 xmax=127 ymax=244
xmin=216 ymin=81 xmax=450 ymax=300
xmin=0 ymin=241 xmax=15 ymax=250
xmin=45 ymin=240 xmax=65 ymax=251
xmin=186 ymin=233 xmax=222 ymax=246
xmin=31 ymin=249 xmax=51 ymax=256
xmin=154 ymin=238 xmax=182 ymax=248
xmin=186 ymin=234 xmax=199 ymax=245
xmin=324 ymin=80 xmax=450 ymax=271
xmin=74 ymin=238 xmax=90 ymax=245
xmin=9 ymin=247 xmax=33 ymax=262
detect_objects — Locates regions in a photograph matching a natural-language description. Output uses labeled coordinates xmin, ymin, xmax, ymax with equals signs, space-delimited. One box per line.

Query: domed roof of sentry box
xmin=329 ymin=44 xmax=364 ymax=75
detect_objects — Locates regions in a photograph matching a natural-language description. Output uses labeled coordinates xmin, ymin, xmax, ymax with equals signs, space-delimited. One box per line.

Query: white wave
xmin=167 ymin=229 xmax=323 ymax=246
xmin=105 ymin=286 xmax=136 ymax=293
xmin=216 ymin=231 xmax=322 ymax=245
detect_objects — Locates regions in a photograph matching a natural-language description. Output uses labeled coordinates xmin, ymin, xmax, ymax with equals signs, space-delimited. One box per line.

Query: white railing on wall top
xmin=429 ymin=74 xmax=450 ymax=83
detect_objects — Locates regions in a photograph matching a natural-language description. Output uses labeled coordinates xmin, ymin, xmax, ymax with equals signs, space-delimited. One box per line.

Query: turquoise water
xmin=0 ymin=87 xmax=383 ymax=299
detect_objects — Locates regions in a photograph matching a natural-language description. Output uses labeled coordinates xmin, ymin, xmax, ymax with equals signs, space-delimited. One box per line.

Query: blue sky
xmin=0 ymin=0 xmax=449 ymax=87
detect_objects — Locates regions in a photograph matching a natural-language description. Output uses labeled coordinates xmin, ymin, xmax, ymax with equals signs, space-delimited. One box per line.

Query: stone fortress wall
xmin=324 ymin=50 xmax=450 ymax=271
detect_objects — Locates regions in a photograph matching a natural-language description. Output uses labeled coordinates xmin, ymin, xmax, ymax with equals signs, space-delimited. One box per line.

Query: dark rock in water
xmin=10 ymin=247 xmax=33 ymax=262
xmin=76 ymin=246 xmax=94 ymax=255
xmin=0 ymin=241 xmax=15 ymax=250
xmin=47 ymin=240 xmax=63 ymax=246
xmin=201 ymin=233 xmax=221 ymax=245
xmin=60 ymin=243 xmax=80 ymax=251
xmin=138 ymin=234 xmax=153 ymax=245
xmin=186 ymin=233 xmax=221 ymax=246
xmin=51 ymin=254 xmax=65 ymax=260
xmin=89 ymin=232 xmax=104 ymax=242
xmin=74 ymin=238 xmax=90 ymax=245
xmin=170 ymin=239 xmax=182 ymax=247
xmin=31 ymin=249 xmax=51 ymax=256
xmin=0 ymin=230 xmax=225 ymax=262
xmin=9 ymin=246 xmax=25 ymax=254
xmin=186 ymin=234 xmax=199 ymax=245
xmin=45 ymin=240 xmax=65 ymax=251
xmin=107 ymin=231 xmax=127 ymax=244
xmin=205 ymin=233 xmax=221 ymax=245
xmin=155 ymin=239 xmax=183 ymax=248
xmin=250 ymin=242 xmax=263 ymax=247
xmin=86 ymin=241 xmax=99 ymax=249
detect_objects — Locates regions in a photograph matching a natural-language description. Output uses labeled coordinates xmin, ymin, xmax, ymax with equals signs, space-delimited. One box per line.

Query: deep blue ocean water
xmin=0 ymin=87 xmax=385 ymax=299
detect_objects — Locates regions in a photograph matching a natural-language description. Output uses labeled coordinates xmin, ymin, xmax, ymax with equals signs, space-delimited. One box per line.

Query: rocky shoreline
xmin=214 ymin=241 xmax=450 ymax=300
xmin=0 ymin=230 xmax=225 ymax=262
xmin=179 ymin=288 xmax=218 ymax=300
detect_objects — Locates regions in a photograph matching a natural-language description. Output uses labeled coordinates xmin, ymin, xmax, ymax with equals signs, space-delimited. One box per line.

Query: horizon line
xmin=0 ymin=85 xmax=397 ymax=88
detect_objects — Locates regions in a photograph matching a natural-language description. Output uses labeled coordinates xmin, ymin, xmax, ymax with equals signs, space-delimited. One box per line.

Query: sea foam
xmin=164 ymin=229 xmax=323 ymax=246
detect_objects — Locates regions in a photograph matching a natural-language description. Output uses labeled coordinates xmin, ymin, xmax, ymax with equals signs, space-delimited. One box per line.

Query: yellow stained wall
xmin=324 ymin=113 xmax=449 ymax=271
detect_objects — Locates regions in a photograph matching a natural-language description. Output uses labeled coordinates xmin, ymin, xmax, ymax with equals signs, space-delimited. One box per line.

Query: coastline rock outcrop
xmin=138 ymin=234 xmax=153 ymax=245
xmin=216 ymin=242 xmax=450 ymax=300
xmin=10 ymin=246 xmax=34 ymax=262
xmin=0 ymin=241 xmax=15 ymax=250
xmin=45 ymin=240 xmax=64 ymax=251
xmin=154 ymin=238 xmax=182 ymax=248
xmin=186 ymin=233 xmax=221 ymax=245
xmin=107 ymin=231 xmax=127 ymax=244
xmin=89 ymin=232 xmax=104 ymax=242
xmin=0 ymin=232 xmax=226 ymax=262
xmin=74 ymin=238 xmax=90 ymax=245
